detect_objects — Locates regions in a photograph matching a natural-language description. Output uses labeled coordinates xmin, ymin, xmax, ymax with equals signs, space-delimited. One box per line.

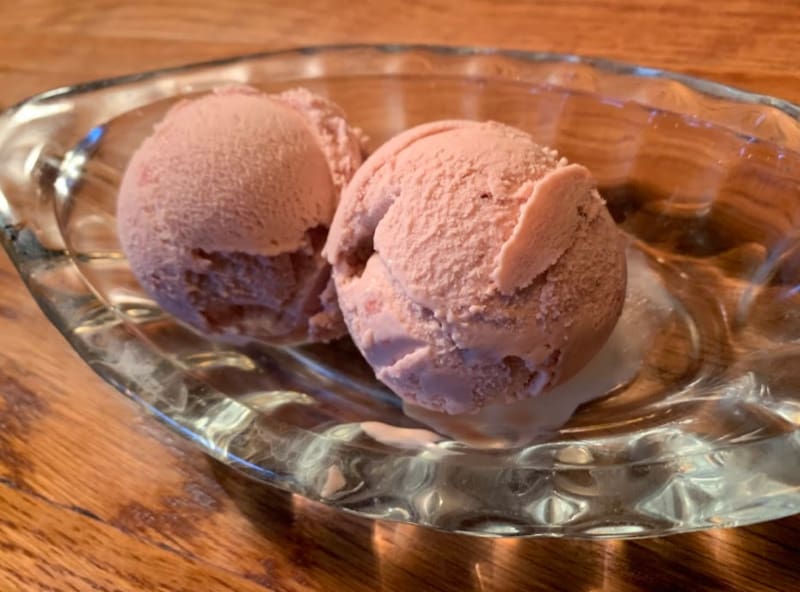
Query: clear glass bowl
xmin=2 ymin=45 xmax=800 ymax=539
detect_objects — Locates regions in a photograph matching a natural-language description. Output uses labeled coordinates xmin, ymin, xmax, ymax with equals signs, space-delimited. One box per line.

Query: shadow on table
xmin=210 ymin=458 xmax=799 ymax=592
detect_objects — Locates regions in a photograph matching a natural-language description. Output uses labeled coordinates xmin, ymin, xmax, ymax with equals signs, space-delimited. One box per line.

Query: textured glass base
xmin=2 ymin=45 xmax=800 ymax=538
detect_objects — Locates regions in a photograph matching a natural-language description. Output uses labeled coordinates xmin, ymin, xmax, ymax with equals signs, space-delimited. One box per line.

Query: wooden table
xmin=1 ymin=1 xmax=799 ymax=590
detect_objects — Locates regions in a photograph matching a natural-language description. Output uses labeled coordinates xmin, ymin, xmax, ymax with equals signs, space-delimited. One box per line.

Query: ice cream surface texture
xmin=117 ymin=85 xmax=363 ymax=344
xmin=325 ymin=120 xmax=627 ymax=414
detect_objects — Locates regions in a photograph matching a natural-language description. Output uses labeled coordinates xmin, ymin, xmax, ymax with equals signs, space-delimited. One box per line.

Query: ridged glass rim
xmin=2 ymin=45 xmax=800 ymax=538
xmin=3 ymin=43 xmax=800 ymax=121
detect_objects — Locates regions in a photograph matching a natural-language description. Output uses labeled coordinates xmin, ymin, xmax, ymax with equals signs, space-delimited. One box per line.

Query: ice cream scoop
xmin=117 ymin=85 xmax=363 ymax=344
xmin=325 ymin=120 xmax=627 ymax=414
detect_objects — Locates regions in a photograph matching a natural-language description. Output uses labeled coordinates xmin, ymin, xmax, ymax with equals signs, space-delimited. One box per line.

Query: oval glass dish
xmin=2 ymin=45 xmax=800 ymax=539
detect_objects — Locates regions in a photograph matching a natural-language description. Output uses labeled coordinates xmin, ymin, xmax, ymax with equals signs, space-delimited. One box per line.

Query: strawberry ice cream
xmin=325 ymin=120 xmax=626 ymax=414
xmin=117 ymin=85 xmax=363 ymax=344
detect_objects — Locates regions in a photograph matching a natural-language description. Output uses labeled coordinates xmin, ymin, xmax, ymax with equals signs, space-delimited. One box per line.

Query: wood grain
xmin=2 ymin=0 xmax=800 ymax=104
xmin=2 ymin=1 xmax=800 ymax=590
xmin=0 ymin=484 xmax=274 ymax=592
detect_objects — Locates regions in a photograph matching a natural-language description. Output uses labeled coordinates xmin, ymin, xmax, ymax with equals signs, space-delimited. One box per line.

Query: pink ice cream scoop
xmin=117 ymin=85 xmax=363 ymax=344
xmin=325 ymin=120 xmax=627 ymax=414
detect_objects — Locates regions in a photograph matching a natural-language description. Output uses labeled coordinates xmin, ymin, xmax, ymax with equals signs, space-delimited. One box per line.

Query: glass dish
xmin=2 ymin=45 xmax=800 ymax=539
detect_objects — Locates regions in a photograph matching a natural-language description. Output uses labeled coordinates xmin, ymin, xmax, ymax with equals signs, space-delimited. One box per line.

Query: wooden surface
xmin=1 ymin=1 xmax=800 ymax=590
